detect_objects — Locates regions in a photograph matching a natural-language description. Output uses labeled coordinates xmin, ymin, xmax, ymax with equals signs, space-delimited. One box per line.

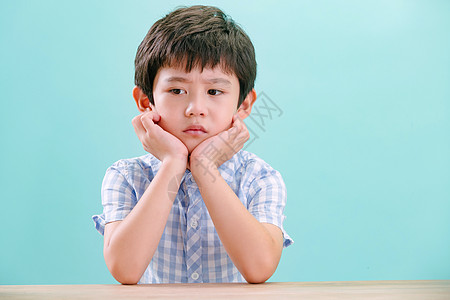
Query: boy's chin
xmin=186 ymin=142 xmax=201 ymax=154
xmin=184 ymin=138 xmax=208 ymax=155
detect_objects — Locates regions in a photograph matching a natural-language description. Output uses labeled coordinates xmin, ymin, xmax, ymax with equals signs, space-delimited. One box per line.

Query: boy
xmin=93 ymin=5 xmax=292 ymax=284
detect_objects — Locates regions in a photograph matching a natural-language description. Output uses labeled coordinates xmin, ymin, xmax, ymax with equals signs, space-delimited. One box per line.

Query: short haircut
xmin=134 ymin=5 xmax=257 ymax=107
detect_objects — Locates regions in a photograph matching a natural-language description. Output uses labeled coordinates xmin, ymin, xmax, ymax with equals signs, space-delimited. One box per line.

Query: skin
xmin=102 ymin=65 xmax=284 ymax=284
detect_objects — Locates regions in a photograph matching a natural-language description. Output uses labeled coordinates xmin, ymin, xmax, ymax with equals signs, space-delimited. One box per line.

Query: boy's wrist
xmin=161 ymin=154 xmax=188 ymax=171
xmin=190 ymin=156 xmax=220 ymax=182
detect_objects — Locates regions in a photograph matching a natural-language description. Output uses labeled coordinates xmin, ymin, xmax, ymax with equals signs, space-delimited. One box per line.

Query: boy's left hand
xmin=190 ymin=114 xmax=249 ymax=170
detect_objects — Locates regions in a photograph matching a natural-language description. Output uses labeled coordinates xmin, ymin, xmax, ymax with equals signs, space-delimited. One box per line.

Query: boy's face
xmin=151 ymin=66 xmax=241 ymax=153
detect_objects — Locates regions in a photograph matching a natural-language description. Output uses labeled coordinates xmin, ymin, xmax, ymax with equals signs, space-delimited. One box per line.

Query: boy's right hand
xmin=132 ymin=110 xmax=188 ymax=163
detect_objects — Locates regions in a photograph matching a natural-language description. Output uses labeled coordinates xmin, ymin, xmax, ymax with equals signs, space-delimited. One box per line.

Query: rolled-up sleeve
xmin=92 ymin=162 xmax=137 ymax=235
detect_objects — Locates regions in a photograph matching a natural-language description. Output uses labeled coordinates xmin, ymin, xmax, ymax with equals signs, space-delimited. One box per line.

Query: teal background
xmin=1 ymin=0 xmax=449 ymax=284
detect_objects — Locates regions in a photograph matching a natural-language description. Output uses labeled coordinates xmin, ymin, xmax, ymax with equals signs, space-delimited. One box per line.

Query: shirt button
xmin=191 ymin=219 xmax=198 ymax=229
xmin=191 ymin=272 xmax=199 ymax=280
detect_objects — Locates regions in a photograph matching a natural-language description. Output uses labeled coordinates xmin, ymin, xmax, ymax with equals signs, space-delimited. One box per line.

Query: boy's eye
xmin=207 ymin=89 xmax=223 ymax=96
xmin=170 ymin=89 xmax=186 ymax=95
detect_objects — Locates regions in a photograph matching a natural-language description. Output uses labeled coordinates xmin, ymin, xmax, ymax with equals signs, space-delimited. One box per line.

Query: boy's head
xmin=134 ymin=5 xmax=257 ymax=107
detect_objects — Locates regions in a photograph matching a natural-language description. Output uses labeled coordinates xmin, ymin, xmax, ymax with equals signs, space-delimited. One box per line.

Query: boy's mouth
xmin=183 ymin=125 xmax=207 ymax=135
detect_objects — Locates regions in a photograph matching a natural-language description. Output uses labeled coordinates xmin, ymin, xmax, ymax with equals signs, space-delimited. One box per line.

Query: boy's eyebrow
xmin=165 ymin=76 xmax=190 ymax=83
xmin=204 ymin=78 xmax=232 ymax=86
xmin=165 ymin=76 xmax=232 ymax=86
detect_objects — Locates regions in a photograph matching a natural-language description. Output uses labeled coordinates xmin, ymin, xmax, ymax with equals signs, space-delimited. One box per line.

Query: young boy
xmin=93 ymin=5 xmax=292 ymax=284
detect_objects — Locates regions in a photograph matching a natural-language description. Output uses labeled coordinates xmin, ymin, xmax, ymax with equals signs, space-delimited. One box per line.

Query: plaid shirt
xmin=92 ymin=150 xmax=293 ymax=283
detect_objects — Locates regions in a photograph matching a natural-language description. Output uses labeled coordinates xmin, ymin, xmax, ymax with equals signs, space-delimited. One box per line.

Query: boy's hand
xmin=190 ymin=114 xmax=249 ymax=170
xmin=132 ymin=110 xmax=188 ymax=163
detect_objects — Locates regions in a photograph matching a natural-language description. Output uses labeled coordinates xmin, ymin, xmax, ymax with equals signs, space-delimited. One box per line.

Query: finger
xmin=227 ymin=122 xmax=240 ymax=139
xmin=233 ymin=117 xmax=249 ymax=144
xmin=238 ymin=115 xmax=247 ymax=130
xmin=149 ymin=110 xmax=161 ymax=123
xmin=229 ymin=115 xmax=246 ymax=138
xmin=132 ymin=115 xmax=146 ymax=136
xmin=232 ymin=114 xmax=246 ymax=131
xmin=237 ymin=128 xmax=250 ymax=144
xmin=232 ymin=122 xmax=249 ymax=141
xmin=140 ymin=113 xmax=157 ymax=132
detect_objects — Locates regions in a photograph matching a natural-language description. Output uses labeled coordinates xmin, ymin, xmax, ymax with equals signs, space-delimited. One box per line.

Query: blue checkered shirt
xmin=92 ymin=150 xmax=293 ymax=284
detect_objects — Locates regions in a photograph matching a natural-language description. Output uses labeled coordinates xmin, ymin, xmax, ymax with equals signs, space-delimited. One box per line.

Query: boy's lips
xmin=183 ymin=125 xmax=207 ymax=135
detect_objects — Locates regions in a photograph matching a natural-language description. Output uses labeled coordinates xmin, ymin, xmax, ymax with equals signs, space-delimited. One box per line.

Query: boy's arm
xmin=190 ymin=116 xmax=284 ymax=283
xmin=103 ymin=111 xmax=187 ymax=285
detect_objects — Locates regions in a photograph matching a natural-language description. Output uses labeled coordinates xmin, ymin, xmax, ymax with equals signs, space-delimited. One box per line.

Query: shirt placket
xmin=184 ymin=177 xmax=203 ymax=283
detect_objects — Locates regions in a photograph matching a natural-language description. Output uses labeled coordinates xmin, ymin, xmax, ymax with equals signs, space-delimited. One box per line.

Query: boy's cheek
xmin=156 ymin=117 xmax=169 ymax=130
xmin=156 ymin=117 xmax=179 ymax=138
xmin=222 ymin=120 xmax=234 ymax=132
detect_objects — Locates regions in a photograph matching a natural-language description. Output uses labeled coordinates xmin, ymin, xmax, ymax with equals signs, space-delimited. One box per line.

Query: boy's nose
xmin=185 ymin=97 xmax=207 ymax=117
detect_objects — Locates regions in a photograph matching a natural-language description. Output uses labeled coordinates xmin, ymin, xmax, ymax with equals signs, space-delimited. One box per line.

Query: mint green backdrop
xmin=1 ymin=0 xmax=449 ymax=284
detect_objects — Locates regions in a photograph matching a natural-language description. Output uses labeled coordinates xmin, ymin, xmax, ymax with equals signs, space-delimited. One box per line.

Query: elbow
xmin=244 ymin=274 xmax=270 ymax=284
xmin=242 ymin=268 xmax=273 ymax=284
xmin=104 ymin=251 xmax=141 ymax=285
xmin=113 ymin=275 xmax=139 ymax=285
xmin=108 ymin=263 xmax=141 ymax=285
xmin=241 ymin=257 xmax=278 ymax=284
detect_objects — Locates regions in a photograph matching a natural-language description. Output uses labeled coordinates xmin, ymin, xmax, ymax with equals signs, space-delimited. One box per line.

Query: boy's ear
xmin=237 ymin=89 xmax=257 ymax=120
xmin=132 ymin=86 xmax=153 ymax=112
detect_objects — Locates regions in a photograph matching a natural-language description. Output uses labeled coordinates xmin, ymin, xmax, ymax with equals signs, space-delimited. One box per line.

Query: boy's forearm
xmin=104 ymin=157 xmax=186 ymax=284
xmin=191 ymin=163 xmax=283 ymax=283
